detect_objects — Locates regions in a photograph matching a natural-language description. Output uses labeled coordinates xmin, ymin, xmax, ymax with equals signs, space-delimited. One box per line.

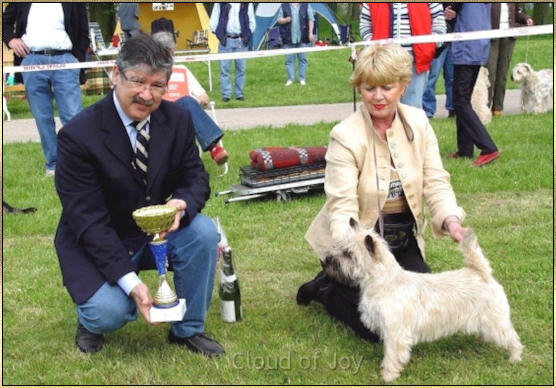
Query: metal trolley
xmin=216 ymin=163 xmax=325 ymax=204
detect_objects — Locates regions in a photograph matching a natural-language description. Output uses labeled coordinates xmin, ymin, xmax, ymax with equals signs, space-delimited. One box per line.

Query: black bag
xmin=375 ymin=213 xmax=415 ymax=251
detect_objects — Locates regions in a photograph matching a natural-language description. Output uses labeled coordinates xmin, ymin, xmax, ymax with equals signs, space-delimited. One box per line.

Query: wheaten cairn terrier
xmin=511 ymin=62 xmax=554 ymax=114
xmin=471 ymin=66 xmax=492 ymax=125
xmin=322 ymin=219 xmax=523 ymax=383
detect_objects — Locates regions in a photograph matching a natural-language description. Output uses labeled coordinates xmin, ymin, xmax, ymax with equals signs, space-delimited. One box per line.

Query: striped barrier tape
xmin=2 ymin=24 xmax=552 ymax=74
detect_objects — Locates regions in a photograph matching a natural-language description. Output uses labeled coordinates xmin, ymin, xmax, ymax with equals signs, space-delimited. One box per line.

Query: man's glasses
xmin=119 ymin=70 xmax=167 ymax=95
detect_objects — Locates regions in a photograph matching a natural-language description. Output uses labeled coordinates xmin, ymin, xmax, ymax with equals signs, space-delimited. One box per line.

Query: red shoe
xmin=473 ymin=151 xmax=500 ymax=167
xmin=210 ymin=145 xmax=228 ymax=165
xmin=446 ymin=152 xmax=461 ymax=159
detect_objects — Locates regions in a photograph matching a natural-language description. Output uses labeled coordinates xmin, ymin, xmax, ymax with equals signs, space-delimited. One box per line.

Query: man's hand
xmin=277 ymin=16 xmax=292 ymax=25
xmin=444 ymin=6 xmax=456 ymax=21
xmin=159 ymin=198 xmax=187 ymax=240
xmin=8 ymin=38 xmax=29 ymax=58
xmin=192 ymin=92 xmax=210 ymax=108
xmin=129 ymin=283 xmax=161 ymax=326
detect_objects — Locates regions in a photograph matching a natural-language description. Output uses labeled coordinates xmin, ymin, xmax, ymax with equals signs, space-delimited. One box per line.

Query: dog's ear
xmin=364 ymin=234 xmax=375 ymax=255
xmin=349 ymin=217 xmax=358 ymax=229
xmin=525 ymin=63 xmax=532 ymax=72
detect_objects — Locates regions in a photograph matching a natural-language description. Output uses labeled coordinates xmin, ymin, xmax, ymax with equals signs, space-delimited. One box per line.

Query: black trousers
xmin=303 ymin=216 xmax=430 ymax=342
xmin=453 ymin=64 xmax=498 ymax=158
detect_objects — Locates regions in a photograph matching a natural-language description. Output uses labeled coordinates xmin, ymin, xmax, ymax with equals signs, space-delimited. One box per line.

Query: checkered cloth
xmin=249 ymin=146 xmax=327 ymax=171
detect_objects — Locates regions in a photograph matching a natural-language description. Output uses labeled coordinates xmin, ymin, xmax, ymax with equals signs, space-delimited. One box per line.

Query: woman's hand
xmin=443 ymin=216 xmax=464 ymax=242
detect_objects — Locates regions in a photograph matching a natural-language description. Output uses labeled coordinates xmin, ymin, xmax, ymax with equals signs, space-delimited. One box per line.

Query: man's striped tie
xmin=133 ymin=119 xmax=150 ymax=185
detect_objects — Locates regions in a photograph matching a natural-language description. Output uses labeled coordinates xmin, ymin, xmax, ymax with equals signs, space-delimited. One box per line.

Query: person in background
xmin=210 ymin=3 xmax=256 ymax=102
xmin=422 ymin=4 xmax=456 ymax=119
xmin=276 ymin=3 xmax=315 ymax=86
xmin=446 ymin=3 xmax=500 ymax=167
xmin=2 ymin=3 xmax=89 ymax=176
xmin=297 ymin=44 xmax=465 ymax=342
xmin=55 ymin=33 xmax=224 ymax=357
xmin=118 ymin=3 xmax=140 ymax=40
xmin=487 ymin=3 xmax=533 ymax=116
xmin=151 ymin=31 xmax=228 ymax=165
xmin=359 ymin=3 xmax=446 ymax=109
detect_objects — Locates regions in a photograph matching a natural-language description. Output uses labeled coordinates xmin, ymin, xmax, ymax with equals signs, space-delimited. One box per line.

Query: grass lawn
xmin=4 ymin=35 xmax=553 ymax=117
xmin=2 ymin=110 xmax=553 ymax=384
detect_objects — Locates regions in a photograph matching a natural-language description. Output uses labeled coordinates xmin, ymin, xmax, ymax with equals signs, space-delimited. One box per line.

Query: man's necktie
xmin=133 ymin=119 xmax=150 ymax=185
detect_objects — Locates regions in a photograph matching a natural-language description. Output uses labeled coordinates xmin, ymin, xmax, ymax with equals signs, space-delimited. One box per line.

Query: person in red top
xmin=359 ymin=3 xmax=446 ymax=109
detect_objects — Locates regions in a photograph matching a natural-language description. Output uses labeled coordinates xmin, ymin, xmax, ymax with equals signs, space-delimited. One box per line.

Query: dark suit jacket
xmin=2 ymin=3 xmax=90 ymax=84
xmin=54 ymin=92 xmax=210 ymax=304
xmin=491 ymin=3 xmax=532 ymax=30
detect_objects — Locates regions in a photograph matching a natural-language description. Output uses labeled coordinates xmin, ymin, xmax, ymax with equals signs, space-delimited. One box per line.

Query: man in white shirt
xmin=2 ymin=3 xmax=89 ymax=176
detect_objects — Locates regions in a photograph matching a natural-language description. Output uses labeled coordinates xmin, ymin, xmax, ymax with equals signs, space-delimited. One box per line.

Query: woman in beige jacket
xmin=298 ymin=44 xmax=465 ymax=341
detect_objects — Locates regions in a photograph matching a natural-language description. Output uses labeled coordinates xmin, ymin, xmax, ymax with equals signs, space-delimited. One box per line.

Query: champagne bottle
xmin=219 ymin=246 xmax=242 ymax=322
xmin=215 ymin=217 xmax=242 ymax=322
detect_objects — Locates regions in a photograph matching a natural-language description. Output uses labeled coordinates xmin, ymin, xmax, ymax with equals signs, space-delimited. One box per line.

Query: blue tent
xmin=251 ymin=3 xmax=341 ymax=50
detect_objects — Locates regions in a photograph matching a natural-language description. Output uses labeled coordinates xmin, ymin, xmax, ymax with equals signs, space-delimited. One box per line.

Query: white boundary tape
xmin=3 ymin=24 xmax=552 ymax=74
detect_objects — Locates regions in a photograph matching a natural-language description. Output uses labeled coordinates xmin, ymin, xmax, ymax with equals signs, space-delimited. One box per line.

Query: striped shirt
xmin=359 ymin=3 xmax=446 ymax=55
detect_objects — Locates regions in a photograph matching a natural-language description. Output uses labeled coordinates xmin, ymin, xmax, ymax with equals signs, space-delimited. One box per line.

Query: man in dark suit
xmin=54 ymin=33 xmax=224 ymax=356
xmin=2 ymin=3 xmax=89 ymax=175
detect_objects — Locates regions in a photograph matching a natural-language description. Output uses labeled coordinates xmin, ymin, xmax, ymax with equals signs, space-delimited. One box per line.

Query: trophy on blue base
xmin=132 ymin=205 xmax=186 ymax=322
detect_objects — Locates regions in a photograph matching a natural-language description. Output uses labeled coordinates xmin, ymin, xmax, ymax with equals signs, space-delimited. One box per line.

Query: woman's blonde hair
xmin=349 ymin=44 xmax=413 ymax=88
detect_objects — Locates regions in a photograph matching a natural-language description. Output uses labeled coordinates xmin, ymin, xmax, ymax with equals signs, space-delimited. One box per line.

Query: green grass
xmin=2 ymin=112 xmax=553 ymax=385
xmin=5 ymin=35 xmax=552 ymax=117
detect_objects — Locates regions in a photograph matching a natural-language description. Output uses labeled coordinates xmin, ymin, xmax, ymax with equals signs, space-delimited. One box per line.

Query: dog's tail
xmin=460 ymin=228 xmax=493 ymax=281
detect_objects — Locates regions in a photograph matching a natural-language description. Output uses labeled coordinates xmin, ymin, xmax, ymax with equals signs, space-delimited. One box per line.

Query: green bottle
xmin=219 ymin=246 xmax=242 ymax=322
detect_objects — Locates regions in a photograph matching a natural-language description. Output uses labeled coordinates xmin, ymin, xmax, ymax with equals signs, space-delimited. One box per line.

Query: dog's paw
xmin=509 ymin=350 xmax=523 ymax=363
xmin=381 ymin=368 xmax=401 ymax=383
xmin=509 ymin=354 xmax=522 ymax=363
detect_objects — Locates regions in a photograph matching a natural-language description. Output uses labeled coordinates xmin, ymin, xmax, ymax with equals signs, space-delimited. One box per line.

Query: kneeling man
xmin=54 ymin=33 xmax=223 ymax=356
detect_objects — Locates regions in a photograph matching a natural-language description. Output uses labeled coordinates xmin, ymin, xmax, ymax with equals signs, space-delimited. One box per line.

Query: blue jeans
xmin=218 ymin=37 xmax=247 ymax=99
xmin=400 ymin=63 xmax=428 ymax=109
xmin=423 ymin=46 xmax=454 ymax=117
xmin=76 ymin=214 xmax=219 ymax=338
xmin=175 ymin=97 xmax=224 ymax=151
xmin=284 ymin=42 xmax=309 ymax=81
xmin=21 ymin=53 xmax=83 ymax=171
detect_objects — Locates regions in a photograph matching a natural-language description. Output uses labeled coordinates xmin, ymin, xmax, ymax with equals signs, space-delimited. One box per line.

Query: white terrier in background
xmin=471 ymin=66 xmax=492 ymax=125
xmin=322 ymin=219 xmax=523 ymax=383
xmin=511 ymin=62 xmax=553 ymax=114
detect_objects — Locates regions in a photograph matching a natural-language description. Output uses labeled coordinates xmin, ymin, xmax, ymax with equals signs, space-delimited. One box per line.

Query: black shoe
xmin=75 ymin=323 xmax=104 ymax=353
xmin=222 ymin=97 xmax=230 ymax=103
xmin=236 ymin=96 xmax=244 ymax=101
xmin=448 ymin=110 xmax=456 ymax=117
xmin=296 ymin=271 xmax=329 ymax=306
xmin=168 ymin=331 xmax=225 ymax=357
